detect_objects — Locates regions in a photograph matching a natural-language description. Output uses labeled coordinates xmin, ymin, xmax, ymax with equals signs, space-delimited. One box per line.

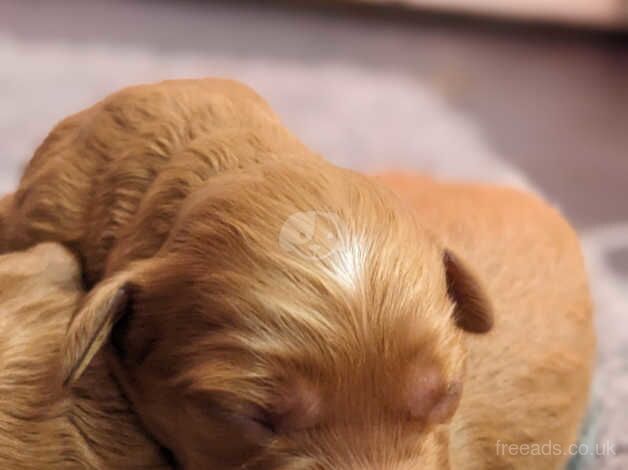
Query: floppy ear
xmin=62 ymin=271 xmax=135 ymax=387
xmin=444 ymin=249 xmax=493 ymax=334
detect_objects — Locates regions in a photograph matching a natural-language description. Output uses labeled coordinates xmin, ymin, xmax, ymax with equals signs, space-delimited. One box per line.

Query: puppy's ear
xmin=62 ymin=271 xmax=135 ymax=386
xmin=444 ymin=250 xmax=493 ymax=334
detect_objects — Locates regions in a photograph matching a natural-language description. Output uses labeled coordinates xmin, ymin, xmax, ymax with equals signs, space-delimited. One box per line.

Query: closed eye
xmin=226 ymin=405 xmax=277 ymax=441
xmin=191 ymin=393 xmax=277 ymax=442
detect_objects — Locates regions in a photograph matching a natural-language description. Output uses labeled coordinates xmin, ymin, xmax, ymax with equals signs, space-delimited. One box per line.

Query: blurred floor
xmin=1 ymin=0 xmax=626 ymax=229
xmin=0 ymin=1 xmax=627 ymax=468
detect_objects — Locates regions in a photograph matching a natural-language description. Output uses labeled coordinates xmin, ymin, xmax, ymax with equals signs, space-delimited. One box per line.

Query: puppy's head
xmin=63 ymin=162 xmax=492 ymax=469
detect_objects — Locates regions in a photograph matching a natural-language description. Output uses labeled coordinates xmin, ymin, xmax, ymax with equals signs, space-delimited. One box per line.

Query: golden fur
xmin=375 ymin=173 xmax=596 ymax=469
xmin=0 ymin=78 xmax=593 ymax=469
xmin=0 ymin=243 xmax=169 ymax=469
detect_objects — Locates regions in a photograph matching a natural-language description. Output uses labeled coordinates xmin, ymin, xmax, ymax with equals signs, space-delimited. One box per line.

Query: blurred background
xmin=0 ymin=1 xmax=626 ymax=468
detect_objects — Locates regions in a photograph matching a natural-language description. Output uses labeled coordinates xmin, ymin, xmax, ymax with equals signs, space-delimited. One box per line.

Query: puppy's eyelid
xmin=250 ymin=413 xmax=277 ymax=434
xmin=215 ymin=401 xmax=278 ymax=439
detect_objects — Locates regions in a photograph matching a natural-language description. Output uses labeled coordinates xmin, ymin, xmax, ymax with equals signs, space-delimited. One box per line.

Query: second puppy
xmin=0 ymin=243 xmax=169 ymax=469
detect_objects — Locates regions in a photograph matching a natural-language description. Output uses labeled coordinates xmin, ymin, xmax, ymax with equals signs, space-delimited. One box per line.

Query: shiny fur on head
xmin=64 ymin=162 xmax=492 ymax=469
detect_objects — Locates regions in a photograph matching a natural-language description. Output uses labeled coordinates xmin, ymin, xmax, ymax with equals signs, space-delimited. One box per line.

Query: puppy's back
xmin=4 ymin=79 xmax=318 ymax=284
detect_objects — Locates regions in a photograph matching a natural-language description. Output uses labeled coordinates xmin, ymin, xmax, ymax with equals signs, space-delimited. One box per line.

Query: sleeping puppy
xmin=0 ymin=79 xmax=591 ymax=469
xmin=0 ymin=243 xmax=170 ymax=469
